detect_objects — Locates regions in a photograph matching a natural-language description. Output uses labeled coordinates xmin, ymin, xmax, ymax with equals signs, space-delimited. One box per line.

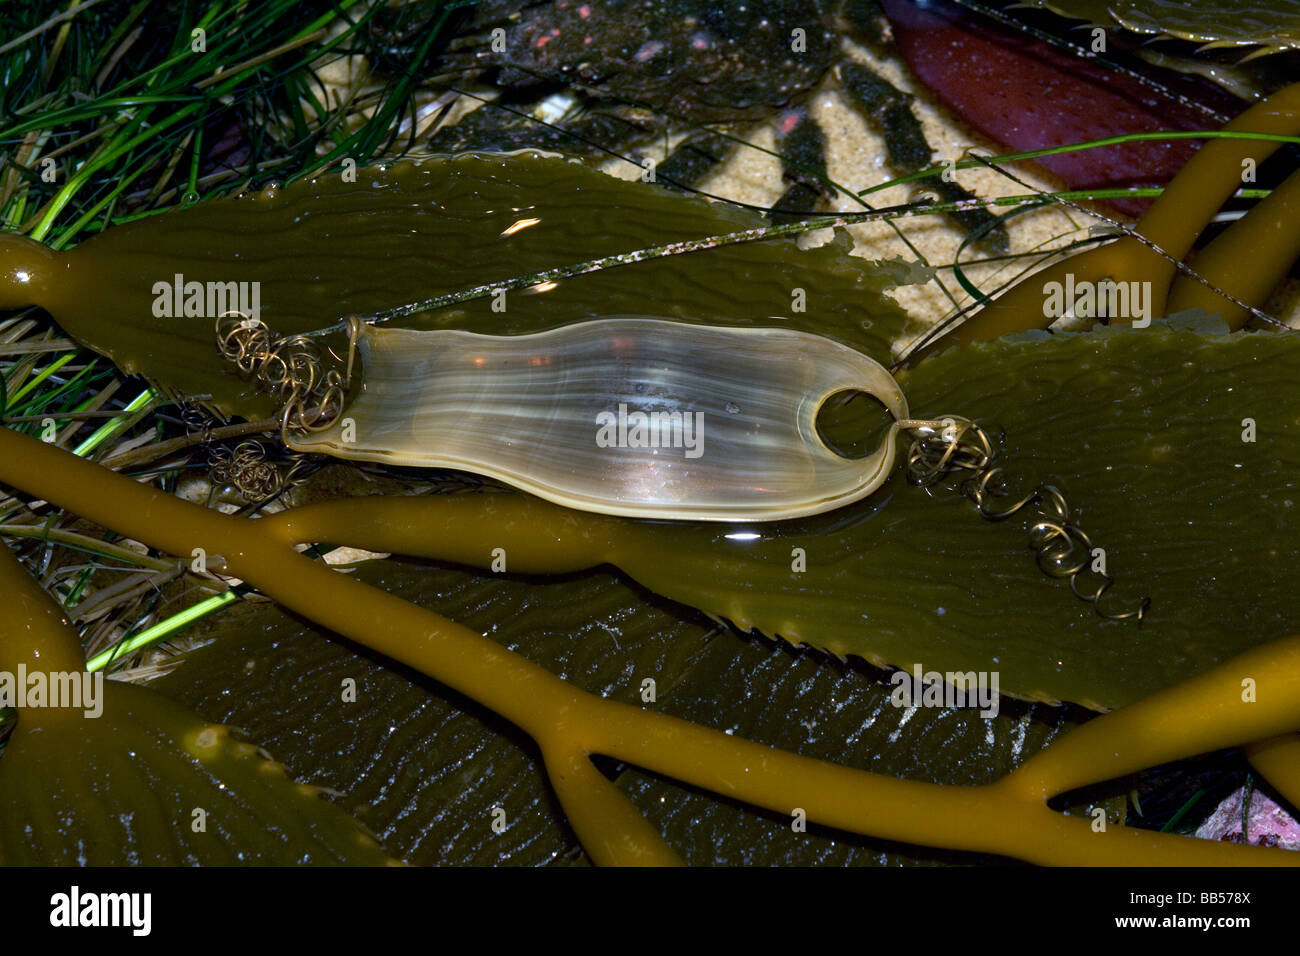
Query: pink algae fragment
xmin=1195 ymin=786 xmax=1300 ymax=850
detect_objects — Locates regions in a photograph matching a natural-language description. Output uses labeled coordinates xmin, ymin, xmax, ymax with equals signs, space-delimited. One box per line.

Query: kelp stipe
xmin=903 ymin=82 xmax=1300 ymax=359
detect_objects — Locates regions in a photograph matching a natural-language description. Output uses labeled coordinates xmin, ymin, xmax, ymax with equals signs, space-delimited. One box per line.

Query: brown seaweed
xmin=2 ymin=75 xmax=1300 ymax=865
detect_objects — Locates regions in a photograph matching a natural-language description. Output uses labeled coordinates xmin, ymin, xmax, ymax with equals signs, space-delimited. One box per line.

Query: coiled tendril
xmin=208 ymin=440 xmax=305 ymax=503
xmin=899 ymin=416 xmax=1150 ymax=623
xmin=178 ymin=401 xmax=216 ymax=447
xmin=215 ymin=311 xmax=355 ymax=440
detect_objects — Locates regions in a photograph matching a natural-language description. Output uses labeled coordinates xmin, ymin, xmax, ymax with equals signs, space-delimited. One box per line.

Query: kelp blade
xmin=0 ymin=681 xmax=395 ymax=865
xmin=30 ymin=154 xmax=1300 ymax=709
xmin=156 ymin=556 xmax=1100 ymax=866
xmin=601 ymin=320 xmax=1300 ymax=710
xmin=40 ymin=154 xmax=907 ymax=419
xmin=1027 ymin=0 xmax=1300 ymax=52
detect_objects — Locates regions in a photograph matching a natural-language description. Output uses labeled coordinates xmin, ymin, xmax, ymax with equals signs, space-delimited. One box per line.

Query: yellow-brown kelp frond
xmin=1245 ymin=734 xmax=1300 ymax=812
xmin=0 ymin=427 xmax=1295 ymax=865
xmin=5 ymin=131 xmax=1295 ymax=707
xmin=1165 ymin=164 xmax=1300 ymax=326
xmin=150 ymin=558 xmax=1099 ymax=866
xmin=909 ymin=81 xmax=1300 ymax=356
xmin=0 ymin=544 xmax=396 ymax=865
xmin=0 ymin=154 xmax=909 ymax=421
xmin=271 ymin=322 xmax=1300 ymax=710
xmin=1025 ymin=0 xmax=1300 ymax=57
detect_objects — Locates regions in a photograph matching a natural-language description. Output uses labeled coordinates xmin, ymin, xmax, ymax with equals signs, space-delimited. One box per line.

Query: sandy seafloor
xmin=595 ymin=35 xmax=1113 ymax=356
